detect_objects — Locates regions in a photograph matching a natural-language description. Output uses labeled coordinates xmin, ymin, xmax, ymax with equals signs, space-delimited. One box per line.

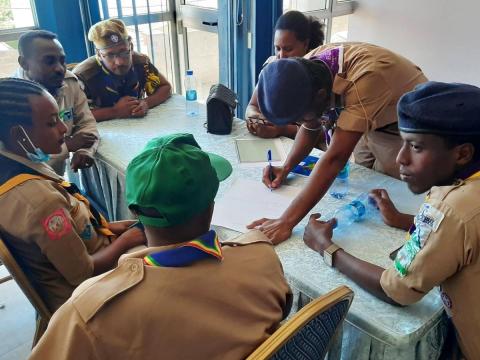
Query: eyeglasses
xmin=99 ymin=49 xmax=131 ymax=61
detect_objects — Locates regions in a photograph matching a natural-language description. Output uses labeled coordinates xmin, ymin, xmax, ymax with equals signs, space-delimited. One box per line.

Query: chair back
xmin=0 ymin=237 xmax=51 ymax=323
xmin=247 ymin=286 xmax=354 ymax=360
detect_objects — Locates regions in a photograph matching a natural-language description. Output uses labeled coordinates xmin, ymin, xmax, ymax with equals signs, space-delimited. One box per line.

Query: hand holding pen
xmin=268 ymin=149 xmax=274 ymax=191
xmin=262 ymin=150 xmax=288 ymax=190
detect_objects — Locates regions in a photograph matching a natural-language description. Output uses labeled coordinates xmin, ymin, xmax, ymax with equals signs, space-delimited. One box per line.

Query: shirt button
xmin=131 ymin=264 xmax=138 ymax=272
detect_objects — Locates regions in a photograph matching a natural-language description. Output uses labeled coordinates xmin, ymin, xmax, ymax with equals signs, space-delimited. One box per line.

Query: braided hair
xmin=0 ymin=78 xmax=47 ymax=142
xmin=275 ymin=10 xmax=325 ymax=51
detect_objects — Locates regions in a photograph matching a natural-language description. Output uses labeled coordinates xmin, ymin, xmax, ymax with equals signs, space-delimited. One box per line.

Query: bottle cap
xmin=186 ymin=69 xmax=193 ymax=75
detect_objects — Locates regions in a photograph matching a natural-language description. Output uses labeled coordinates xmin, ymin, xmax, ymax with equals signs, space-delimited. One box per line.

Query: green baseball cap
xmin=126 ymin=133 xmax=232 ymax=227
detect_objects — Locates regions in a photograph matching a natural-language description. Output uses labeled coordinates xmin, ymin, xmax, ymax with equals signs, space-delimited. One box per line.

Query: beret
xmin=398 ymin=81 xmax=480 ymax=135
xmin=88 ymin=19 xmax=130 ymax=50
xmin=257 ymin=58 xmax=313 ymax=125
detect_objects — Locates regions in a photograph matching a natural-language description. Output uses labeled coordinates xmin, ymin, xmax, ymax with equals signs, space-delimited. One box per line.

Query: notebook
xmin=235 ymin=138 xmax=286 ymax=163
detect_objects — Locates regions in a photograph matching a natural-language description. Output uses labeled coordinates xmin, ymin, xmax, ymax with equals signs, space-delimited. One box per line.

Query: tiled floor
xmin=0 ymin=266 xmax=35 ymax=360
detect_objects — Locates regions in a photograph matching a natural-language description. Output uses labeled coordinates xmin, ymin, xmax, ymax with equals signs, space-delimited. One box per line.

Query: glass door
xmin=176 ymin=0 xmax=219 ymax=102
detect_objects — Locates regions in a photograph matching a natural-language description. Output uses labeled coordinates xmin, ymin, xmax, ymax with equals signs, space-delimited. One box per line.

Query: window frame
xmin=0 ymin=0 xmax=38 ymax=42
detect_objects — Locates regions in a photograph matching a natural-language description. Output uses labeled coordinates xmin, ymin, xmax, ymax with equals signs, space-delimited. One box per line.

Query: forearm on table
xmin=146 ymin=84 xmax=172 ymax=108
xmin=333 ymin=250 xmax=400 ymax=306
xmin=283 ymin=126 xmax=322 ymax=172
xmin=245 ymin=104 xmax=261 ymax=119
xmin=91 ymin=237 xmax=130 ymax=275
xmin=91 ymin=107 xmax=117 ymax=122
xmin=396 ymin=214 xmax=415 ymax=231
xmin=277 ymin=124 xmax=300 ymax=139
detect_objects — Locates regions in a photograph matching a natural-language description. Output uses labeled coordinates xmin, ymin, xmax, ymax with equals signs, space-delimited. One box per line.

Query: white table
xmin=80 ymin=95 xmax=446 ymax=359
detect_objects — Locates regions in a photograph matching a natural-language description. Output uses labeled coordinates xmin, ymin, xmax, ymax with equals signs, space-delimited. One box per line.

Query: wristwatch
xmin=323 ymin=244 xmax=342 ymax=267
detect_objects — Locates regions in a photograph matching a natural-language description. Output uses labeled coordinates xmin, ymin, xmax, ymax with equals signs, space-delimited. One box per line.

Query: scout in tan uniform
xmin=15 ymin=30 xmax=99 ymax=175
xmin=30 ymin=133 xmax=292 ymax=360
xmin=246 ymin=10 xmax=325 ymax=140
xmin=248 ymin=42 xmax=428 ymax=244
xmin=0 ymin=78 xmax=146 ymax=312
xmin=73 ymin=18 xmax=172 ymax=122
xmin=303 ymin=82 xmax=480 ymax=359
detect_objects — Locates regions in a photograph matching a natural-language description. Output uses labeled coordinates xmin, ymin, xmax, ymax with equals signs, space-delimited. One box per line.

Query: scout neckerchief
xmin=0 ymin=155 xmax=113 ymax=237
xmin=143 ymin=62 xmax=162 ymax=96
xmin=310 ymin=47 xmax=345 ymax=144
xmin=143 ymin=230 xmax=223 ymax=267
xmin=395 ymin=161 xmax=480 ymax=276
xmin=455 ymin=160 xmax=480 ymax=181
xmin=96 ymin=56 xmax=141 ymax=105
xmin=60 ymin=181 xmax=114 ymax=237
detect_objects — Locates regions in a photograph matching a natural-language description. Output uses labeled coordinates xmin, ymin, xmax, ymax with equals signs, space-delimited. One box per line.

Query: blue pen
xmin=267 ymin=149 xmax=274 ymax=191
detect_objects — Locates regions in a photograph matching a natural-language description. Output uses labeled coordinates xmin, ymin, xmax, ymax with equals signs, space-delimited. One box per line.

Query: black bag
xmin=206 ymin=84 xmax=238 ymax=135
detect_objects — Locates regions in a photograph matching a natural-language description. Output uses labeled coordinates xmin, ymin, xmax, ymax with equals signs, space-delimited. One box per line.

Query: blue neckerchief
xmin=143 ymin=230 xmax=223 ymax=268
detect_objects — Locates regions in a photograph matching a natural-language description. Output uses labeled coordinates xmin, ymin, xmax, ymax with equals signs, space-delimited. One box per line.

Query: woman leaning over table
xmin=247 ymin=43 xmax=428 ymax=244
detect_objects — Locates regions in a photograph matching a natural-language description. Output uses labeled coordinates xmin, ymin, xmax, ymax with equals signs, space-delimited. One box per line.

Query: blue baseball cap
xmin=257 ymin=58 xmax=313 ymax=125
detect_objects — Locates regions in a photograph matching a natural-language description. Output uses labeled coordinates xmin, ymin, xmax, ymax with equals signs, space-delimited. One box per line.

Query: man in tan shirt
xmin=30 ymin=134 xmax=292 ymax=360
xmin=248 ymin=42 xmax=427 ymax=244
xmin=15 ymin=30 xmax=99 ymax=175
xmin=303 ymin=81 xmax=480 ymax=359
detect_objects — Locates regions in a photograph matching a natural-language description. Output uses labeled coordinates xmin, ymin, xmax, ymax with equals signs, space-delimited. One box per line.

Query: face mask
xmin=17 ymin=126 xmax=51 ymax=163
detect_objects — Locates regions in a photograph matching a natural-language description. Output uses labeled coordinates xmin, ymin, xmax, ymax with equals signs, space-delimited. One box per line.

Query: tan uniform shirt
xmin=0 ymin=147 xmax=109 ymax=312
xmin=381 ymin=177 xmax=480 ymax=359
xmin=306 ymin=43 xmax=428 ymax=178
xmin=14 ymin=69 xmax=99 ymax=175
xmin=30 ymin=230 xmax=292 ymax=360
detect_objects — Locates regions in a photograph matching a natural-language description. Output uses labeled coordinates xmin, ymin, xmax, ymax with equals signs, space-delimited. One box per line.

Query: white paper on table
xmin=212 ymin=178 xmax=301 ymax=233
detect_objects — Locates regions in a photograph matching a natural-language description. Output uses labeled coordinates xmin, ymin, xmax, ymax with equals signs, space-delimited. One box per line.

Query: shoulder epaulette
xmin=72 ymin=57 xmax=102 ymax=81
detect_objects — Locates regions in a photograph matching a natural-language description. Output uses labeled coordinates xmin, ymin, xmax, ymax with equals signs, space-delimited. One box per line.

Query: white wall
xmin=348 ymin=0 xmax=480 ymax=86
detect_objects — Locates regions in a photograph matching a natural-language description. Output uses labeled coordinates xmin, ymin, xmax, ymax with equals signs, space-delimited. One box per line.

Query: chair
xmin=247 ymin=286 xmax=354 ymax=360
xmin=0 ymin=237 xmax=52 ymax=347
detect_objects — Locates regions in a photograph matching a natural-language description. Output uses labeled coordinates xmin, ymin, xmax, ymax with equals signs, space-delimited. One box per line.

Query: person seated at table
xmin=247 ymin=42 xmax=428 ymax=244
xmin=29 ymin=133 xmax=292 ymax=360
xmin=73 ymin=18 xmax=172 ymax=122
xmin=303 ymin=82 xmax=480 ymax=360
xmin=14 ymin=30 xmax=99 ymax=175
xmin=0 ymin=78 xmax=147 ymax=313
xmin=246 ymin=10 xmax=325 ymax=141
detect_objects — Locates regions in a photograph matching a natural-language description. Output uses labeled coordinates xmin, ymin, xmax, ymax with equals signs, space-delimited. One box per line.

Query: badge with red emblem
xmin=42 ymin=208 xmax=72 ymax=240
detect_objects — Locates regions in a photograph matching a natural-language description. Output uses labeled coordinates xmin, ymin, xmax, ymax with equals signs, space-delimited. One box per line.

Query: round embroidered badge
xmin=42 ymin=209 xmax=72 ymax=240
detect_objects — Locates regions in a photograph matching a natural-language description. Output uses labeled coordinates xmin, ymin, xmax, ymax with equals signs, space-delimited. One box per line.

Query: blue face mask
xmin=17 ymin=126 xmax=51 ymax=163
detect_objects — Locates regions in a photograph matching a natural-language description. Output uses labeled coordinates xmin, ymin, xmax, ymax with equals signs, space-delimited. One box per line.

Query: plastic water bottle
xmin=331 ymin=193 xmax=378 ymax=230
xmin=330 ymin=162 xmax=350 ymax=199
xmin=185 ymin=69 xmax=199 ymax=116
